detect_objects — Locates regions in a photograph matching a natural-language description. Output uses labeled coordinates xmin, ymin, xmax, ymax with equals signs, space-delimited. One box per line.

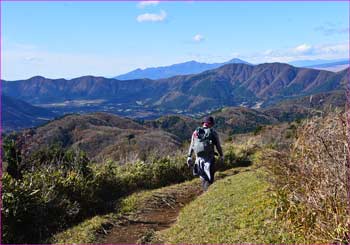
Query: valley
xmin=2 ymin=62 xmax=347 ymax=132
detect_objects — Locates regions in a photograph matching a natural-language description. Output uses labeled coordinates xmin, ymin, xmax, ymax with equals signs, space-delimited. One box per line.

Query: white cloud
xmin=193 ymin=34 xmax=204 ymax=42
xmin=244 ymin=42 xmax=349 ymax=64
xmin=137 ymin=1 xmax=159 ymax=8
xmin=293 ymin=43 xmax=313 ymax=54
xmin=136 ymin=10 xmax=166 ymax=23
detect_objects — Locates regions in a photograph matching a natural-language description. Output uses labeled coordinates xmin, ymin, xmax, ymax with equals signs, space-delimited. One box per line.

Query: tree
xmin=127 ymin=134 xmax=135 ymax=145
xmin=3 ymin=137 xmax=22 ymax=179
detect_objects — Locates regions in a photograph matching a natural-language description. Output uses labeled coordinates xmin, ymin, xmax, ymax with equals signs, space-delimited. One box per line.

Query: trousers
xmin=194 ymin=156 xmax=215 ymax=184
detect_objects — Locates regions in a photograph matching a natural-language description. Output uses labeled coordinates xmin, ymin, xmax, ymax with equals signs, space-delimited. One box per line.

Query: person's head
xmin=202 ymin=116 xmax=215 ymax=128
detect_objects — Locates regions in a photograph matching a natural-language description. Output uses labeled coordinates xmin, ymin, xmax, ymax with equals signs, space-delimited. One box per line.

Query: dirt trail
xmin=102 ymin=183 xmax=202 ymax=244
xmin=102 ymin=168 xmax=243 ymax=244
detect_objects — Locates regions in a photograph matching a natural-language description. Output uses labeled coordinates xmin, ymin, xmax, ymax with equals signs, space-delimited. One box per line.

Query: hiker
xmin=187 ymin=116 xmax=224 ymax=191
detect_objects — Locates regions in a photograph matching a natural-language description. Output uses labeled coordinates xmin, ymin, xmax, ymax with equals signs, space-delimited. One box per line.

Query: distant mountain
xmin=306 ymin=59 xmax=349 ymax=68
xmin=3 ymin=63 xmax=347 ymax=122
xmin=151 ymin=63 xmax=346 ymax=111
xmin=306 ymin=60 xmax=349 ymax=72
xmin=2 ymin=95 xmax=57 ymax=132
xmin=289 ymin=58 xmax=349 ymax=72
xmin=3 ymin=75 xmax=155 ymax=104
xmin=288 ymin=58 xmax=345 ymax=67
xmin=114 ymin=58 xmax=251 ymax=80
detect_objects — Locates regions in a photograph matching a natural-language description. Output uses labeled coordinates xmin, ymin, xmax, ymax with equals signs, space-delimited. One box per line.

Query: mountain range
xmin=115 ymin=58 xmax=348 ymax=81
xmin=4 ymin=63 xmax=347 ymax=110
xmin=288 ymin=58 xmax=348 ymax=67
xmin=114 ymin=58 xmax=251 ymax=80
xmin=3 ymin=62 xmax=347 ymax=132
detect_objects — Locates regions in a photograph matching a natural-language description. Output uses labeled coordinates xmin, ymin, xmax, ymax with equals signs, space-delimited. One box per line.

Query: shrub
xmin=262 ymin=112 xmax=349 ymax=243
xmin=253 ymin=125 xmax=263 ymax=135
xmin=3 ymin=137 xmax=23 ymax=179
xmin=2 ymin=170 xmax=83 ymax=243
xmin=151 ymin=156 xmax=192 ymax=186
xmin=2 ymin=142 xmax=248 ymax=243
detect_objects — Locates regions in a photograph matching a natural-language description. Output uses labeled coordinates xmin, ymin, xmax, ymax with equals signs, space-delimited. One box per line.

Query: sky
xmin=2 ymin=1 xmax=349 ymax=80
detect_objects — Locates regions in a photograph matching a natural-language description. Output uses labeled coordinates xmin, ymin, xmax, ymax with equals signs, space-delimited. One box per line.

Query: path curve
xmin=102 ymin=183 xmax=202 ymax=244
xmin=102 ymin=168 xmax=242 ymax=244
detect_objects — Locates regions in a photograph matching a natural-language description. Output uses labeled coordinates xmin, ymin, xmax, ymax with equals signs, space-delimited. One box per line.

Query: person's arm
xmin=188 ymin=131 xmax=195 ymax=157
xmin=214 ymin=131 xmax=223 ymax=157
xmin=186 ymin=132 xmax=196 ymax=167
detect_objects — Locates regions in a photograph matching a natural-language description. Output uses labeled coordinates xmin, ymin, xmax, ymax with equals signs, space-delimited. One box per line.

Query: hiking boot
xmin=201 ymin=179 xmax=210 ymax=191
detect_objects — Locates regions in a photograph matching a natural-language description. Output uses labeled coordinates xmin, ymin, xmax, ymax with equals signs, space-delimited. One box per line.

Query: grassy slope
xmin=51 ymin=191 xmax=143 ymax=244
xmin=51 ymin=177 xmax=202 ymax=244
xmin=155 ymin=168 xmax=295 ymax=244
xmin=53 ymin=166 xmax=296 ymax=244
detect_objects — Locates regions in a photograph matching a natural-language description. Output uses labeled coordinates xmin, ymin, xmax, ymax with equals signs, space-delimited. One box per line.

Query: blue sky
xmin=2 ymin=1 xmax=349 ymax=80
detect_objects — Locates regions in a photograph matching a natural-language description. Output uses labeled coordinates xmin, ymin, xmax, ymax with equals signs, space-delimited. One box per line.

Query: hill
xmin=210 ymin=107 xmax=279 ymax=135
xmin=19 ymin=112 xmax=182 ymax=163
xmin=11 ymin=106 xmax=289 ymax=164
xmin=144 ymin=115 xmax=199 ymax=142
xmin=3 ymin=63 xmax=347 ymax=118
xmin=2 ymin=95 xmax=57 ymax=132
xmin=263 ymin=90 xmax=346 ymax=122
xmin=8 ymin=91 xmax=346 ymax=162
xmin=154 ymin=168 xmax=291 ymax=244
xmin=114 ymin=58 xmax=251 ymax=80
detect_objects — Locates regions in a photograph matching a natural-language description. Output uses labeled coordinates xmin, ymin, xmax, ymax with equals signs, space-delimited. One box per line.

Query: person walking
xmin=187 ymin=116 xmax=224 ymax=191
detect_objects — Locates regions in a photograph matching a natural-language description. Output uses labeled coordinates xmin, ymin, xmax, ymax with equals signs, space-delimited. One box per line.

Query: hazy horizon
xmin=2 ymin=1 xmax=349 ymax=80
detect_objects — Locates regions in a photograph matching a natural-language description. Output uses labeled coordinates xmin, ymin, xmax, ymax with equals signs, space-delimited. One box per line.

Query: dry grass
xmin=262 ymin=111 xmax=349 ymax=243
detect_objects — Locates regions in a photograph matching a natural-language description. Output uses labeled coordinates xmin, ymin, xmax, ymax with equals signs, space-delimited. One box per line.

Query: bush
xmin=253 ymin=125 xmax=263 ymax=135
xmin=1 ymin=151 xmax=189 ymax=243
xmin=3 ymin=136 xmax=23 ymax=179
xmin=2 ymin=142 xmax=247 ymax=243
xmin=220 ymin=143 xmax=257 ymax=169
xmin=151 ymin=156 xmax=192 ymax=186
xmin=262 ymin=112 xmax=349 ymax=243
xmin=2 ymin=170 xmax=84 ymax=243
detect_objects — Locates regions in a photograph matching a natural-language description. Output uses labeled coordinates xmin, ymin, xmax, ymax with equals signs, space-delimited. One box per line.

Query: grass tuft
xmin=154 ymin=168 xmax=296 ymax=244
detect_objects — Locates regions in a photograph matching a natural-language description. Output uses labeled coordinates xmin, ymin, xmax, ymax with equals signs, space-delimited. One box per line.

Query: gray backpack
xmin=193 ymin=127 xmax=215 ymax=157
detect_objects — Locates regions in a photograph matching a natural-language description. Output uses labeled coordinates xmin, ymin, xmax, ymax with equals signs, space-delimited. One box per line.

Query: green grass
xmin=155 ymin=168 xmax=295 ymax=244
xmin=51 ymin=193 xmax=141 ymax=244
xmin=52 ymin=164 xmax=296 ymax=244
xmin=51 ymin=178 xmax=201 ymax=244
xmin=51 ymin=168 xmax=242 ymax=244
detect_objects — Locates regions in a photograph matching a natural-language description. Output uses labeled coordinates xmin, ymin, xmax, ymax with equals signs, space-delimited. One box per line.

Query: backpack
xmin=193 ymin=127 xmax=215 ymax=157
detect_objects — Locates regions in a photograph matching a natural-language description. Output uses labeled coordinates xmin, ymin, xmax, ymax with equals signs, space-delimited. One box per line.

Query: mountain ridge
xmin=3 ymin=62 xmax=347 ymax=122
xmin=114 ymin=58 xmax=251 ymax=80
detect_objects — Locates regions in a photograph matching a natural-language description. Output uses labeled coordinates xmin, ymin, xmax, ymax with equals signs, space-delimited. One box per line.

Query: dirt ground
xmin=101 ymin=168 xmax=243 ymax=244
xmin=102 ymin=182 xmax=203 ymax=244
